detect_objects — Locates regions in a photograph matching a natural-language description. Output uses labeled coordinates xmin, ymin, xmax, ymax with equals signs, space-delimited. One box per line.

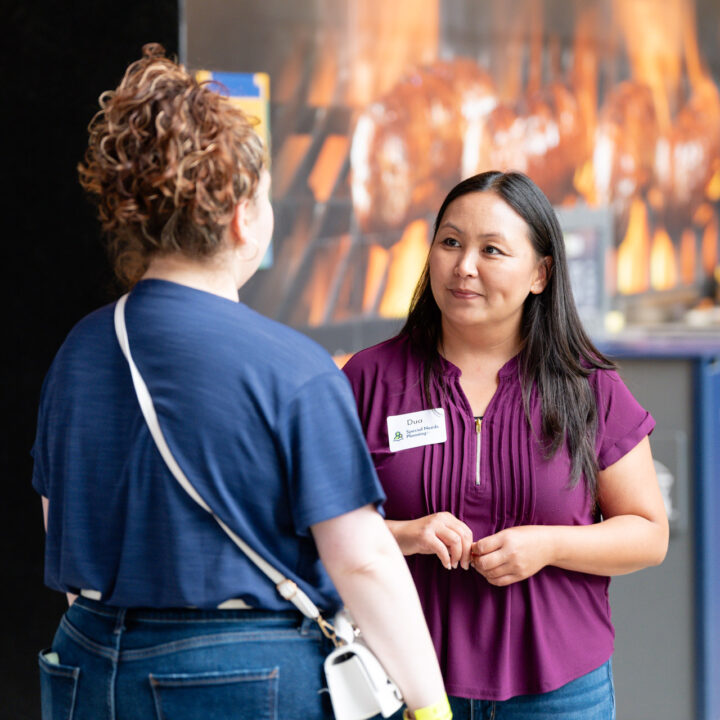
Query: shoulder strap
xmin=113 ymin=293 xmax=326 ymax=623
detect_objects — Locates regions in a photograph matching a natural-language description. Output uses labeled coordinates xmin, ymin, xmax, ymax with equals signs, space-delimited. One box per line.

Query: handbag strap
xmin=114 ymin=293 xmax=339 ymax=638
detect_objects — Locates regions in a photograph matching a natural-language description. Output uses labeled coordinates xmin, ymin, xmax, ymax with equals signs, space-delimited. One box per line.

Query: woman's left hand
xmin=470 ymin=526 xmax=551 ymax=586
xmin=471 ymin=437 xmax=669 ymax=584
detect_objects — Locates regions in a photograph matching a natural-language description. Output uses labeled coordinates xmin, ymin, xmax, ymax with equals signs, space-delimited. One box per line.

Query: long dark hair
xmin=400 ymin=171 xmax=615 ymax=500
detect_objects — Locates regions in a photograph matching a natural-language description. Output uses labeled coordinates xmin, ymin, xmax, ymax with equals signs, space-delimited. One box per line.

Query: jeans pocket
xmin=149 ymin=666 xmax=279 ymax=720
xmin=38 ymin=649 xmax=80 ymax=720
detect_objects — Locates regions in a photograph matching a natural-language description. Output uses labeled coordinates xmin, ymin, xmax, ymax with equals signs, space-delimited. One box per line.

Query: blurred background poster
xmin=181 ymin=6 xmax=720 ymax=720
xmin=182 ymin=0 xmax=720 ymax=357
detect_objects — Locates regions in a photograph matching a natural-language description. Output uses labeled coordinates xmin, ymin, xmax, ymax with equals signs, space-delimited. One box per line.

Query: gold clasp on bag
xmin=317 ymin=614 xmax=343 ymax=647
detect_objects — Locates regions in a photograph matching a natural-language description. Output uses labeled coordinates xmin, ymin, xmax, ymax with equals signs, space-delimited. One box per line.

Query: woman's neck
xmin=142 ymin=252 xmax=240 ymax=302
xmin=439 ymin=318 xmax=522 ymax=374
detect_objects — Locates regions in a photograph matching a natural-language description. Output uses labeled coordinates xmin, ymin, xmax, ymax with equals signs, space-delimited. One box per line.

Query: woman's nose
xmin=455 ymin=251 xmax=478 ymax=277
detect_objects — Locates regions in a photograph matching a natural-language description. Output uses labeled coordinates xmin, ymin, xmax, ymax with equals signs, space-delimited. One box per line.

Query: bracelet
xmin=403 ymin=693 xmax=452 ymax=720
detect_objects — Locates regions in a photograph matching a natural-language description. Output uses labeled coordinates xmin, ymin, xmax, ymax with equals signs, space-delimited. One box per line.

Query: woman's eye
xmin=484 ymin=245 xmax=502 ymax=255
xmin=441 ymin=237 xmax=460 ymax=247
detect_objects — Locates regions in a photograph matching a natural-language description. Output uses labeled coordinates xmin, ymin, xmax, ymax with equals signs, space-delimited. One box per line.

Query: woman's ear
xmin=230 ymin=199 xmax=259 ymax=261
xmin=530 ymin=256 xmax=553 ymax=294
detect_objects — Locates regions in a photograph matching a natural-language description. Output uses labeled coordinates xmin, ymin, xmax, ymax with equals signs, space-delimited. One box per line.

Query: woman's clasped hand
xmin=388 ymin=513 xmax=474 ymax=570
xmin=470 ymin=525 xmax=555 ymax=586
xmin=393 ymin=515 xmax=556 ymax=585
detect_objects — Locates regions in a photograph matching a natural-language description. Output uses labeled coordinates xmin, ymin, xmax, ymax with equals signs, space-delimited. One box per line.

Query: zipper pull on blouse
xmin=474 ymin=415 xmax=483 ymax=485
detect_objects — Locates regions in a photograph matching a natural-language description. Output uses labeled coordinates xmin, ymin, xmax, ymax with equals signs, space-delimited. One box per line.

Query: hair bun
xmin=141 ymin=42 xmax=166 ymax=59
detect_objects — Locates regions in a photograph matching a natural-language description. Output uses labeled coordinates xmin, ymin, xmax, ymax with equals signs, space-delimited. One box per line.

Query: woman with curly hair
xmin=32 ymin=44 xmax=450 ymax=720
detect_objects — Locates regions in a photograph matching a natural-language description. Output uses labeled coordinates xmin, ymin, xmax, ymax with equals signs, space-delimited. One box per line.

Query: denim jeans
xmin=38 ymin=596 xmax=337 ymax=720
xmin=446 ymin=661 xmax=615 ymax=720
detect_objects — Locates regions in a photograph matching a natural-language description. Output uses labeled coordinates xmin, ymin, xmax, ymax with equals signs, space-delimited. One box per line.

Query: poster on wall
xmin=182 ymin=0 xmax=720 ymax=353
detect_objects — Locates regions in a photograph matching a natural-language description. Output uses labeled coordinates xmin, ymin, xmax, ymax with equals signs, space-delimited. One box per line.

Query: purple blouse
xmin=343 ymin=335 xmax=655 ymax=700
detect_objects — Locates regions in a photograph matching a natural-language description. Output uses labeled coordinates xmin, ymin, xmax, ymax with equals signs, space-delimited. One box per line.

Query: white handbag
xmin=324 ymin=610 xmax=406 ymax=719
xmin=114 ymin=293 xmax=403 ymax=720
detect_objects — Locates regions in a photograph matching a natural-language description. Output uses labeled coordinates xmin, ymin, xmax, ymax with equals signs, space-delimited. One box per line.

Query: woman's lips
xmin=450 ymin=288 xmax=481 ymax=299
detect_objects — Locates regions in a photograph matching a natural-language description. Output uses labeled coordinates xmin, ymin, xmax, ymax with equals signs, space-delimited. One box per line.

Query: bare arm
xmin=41 ymin=496 xmax=77 ymax=606
xmin=312 ymin=504 xmax=447 ymax=713
xmin=471 ymin=436 xmax=669 ymax=585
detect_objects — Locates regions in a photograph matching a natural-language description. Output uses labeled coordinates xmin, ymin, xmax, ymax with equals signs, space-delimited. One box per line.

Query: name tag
xmin=387 ymin=408 xmax=447 ymax=452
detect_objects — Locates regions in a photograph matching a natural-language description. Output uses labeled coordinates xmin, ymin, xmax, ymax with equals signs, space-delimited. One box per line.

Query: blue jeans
xmin=447 ymin=661 xmax=615 ymax=720
xmin=38 ymin=596 xmax=336 ymax=720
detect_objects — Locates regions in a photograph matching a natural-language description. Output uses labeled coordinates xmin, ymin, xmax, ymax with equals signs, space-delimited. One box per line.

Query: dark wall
xmin=2 ymin=3 xmax=178 ymax=718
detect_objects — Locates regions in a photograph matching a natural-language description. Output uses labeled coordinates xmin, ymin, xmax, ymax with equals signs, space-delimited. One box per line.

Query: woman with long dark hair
xmin=343 ymin=171 xmax=669 ymax=719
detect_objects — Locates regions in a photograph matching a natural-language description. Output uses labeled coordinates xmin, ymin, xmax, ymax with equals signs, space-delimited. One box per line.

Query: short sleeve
xmin=278 ymin=371 xmax=385 ymax=535
xmin=341 ymin=352 xmax=371 ymax=429
xmin=593 ymin=369 xmax=655 ymax=470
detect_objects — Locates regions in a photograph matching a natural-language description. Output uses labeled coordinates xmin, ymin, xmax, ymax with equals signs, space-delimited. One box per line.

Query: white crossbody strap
xmin=113 ymin=293 xmax=322 ymax=620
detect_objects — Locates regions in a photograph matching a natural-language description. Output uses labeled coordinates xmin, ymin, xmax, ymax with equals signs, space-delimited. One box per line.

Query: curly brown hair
xmin=78 ymin=43 xmax=266 ymax=286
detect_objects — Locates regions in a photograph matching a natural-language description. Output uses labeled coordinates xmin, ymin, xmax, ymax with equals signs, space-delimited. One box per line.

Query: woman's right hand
xmin=387 ymin=513 xmax=473 ymax=570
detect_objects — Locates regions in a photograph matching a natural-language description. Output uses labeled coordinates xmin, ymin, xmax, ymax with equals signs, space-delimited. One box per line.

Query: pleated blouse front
xmin=343 ymin=334 xmax=655 ymax=700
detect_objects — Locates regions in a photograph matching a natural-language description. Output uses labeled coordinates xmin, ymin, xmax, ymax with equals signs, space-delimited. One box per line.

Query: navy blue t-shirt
xmin=32 ymin=279 xmax=384 ymax=610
